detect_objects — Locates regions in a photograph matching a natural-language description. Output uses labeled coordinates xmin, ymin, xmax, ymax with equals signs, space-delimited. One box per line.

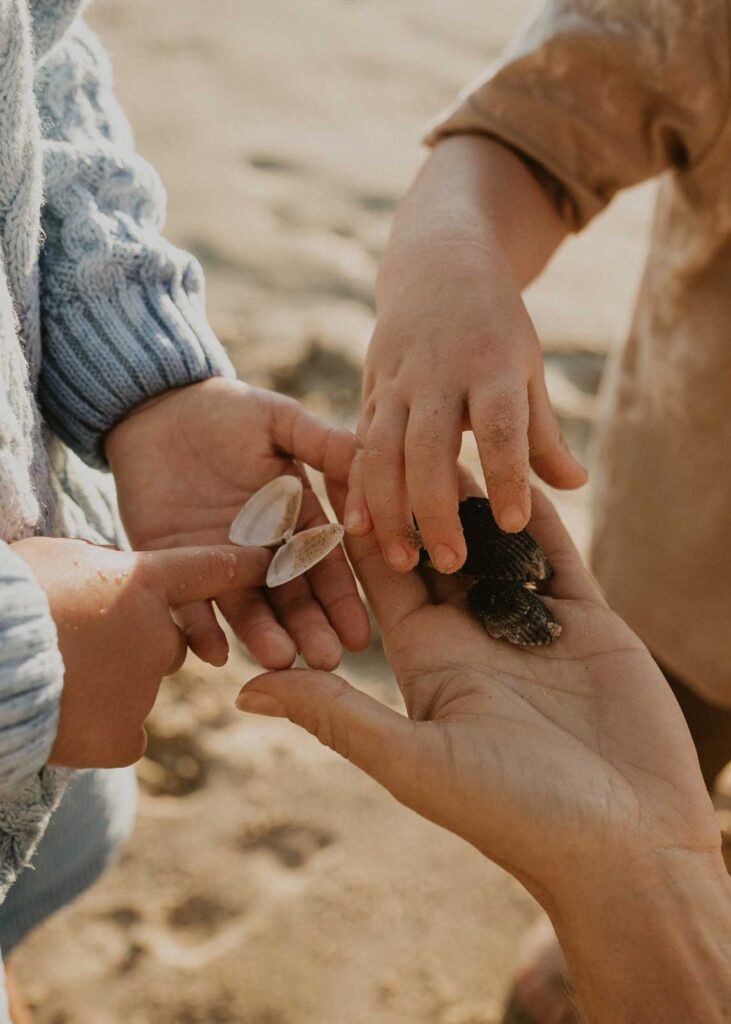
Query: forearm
xmin=551 ymin=848 xmax=731 ymax=1023
xmin=380 ymin=135 xmax=567 ymax=295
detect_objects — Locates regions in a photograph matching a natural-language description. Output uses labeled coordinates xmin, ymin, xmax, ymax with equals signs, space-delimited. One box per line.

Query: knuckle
xmin=363 ymin=441 xmax=399 ymax=469
xmin=486 ymin=459 xmax=529 ymax=490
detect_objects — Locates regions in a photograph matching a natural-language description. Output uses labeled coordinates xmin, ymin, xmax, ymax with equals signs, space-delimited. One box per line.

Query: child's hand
xmin=12 ymin=537 xmax=270 ymax=769
xmin=106 ymin=380 xmax=370 ymax=672
xmin=343 ymin=135 xmax=587 ymax=574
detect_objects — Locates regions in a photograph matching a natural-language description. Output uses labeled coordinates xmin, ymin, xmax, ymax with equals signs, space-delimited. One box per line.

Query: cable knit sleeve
xmin=0 ymin=542 xmax=69 ymax=899
xmin=35 ymin=20 xmax=235 ymax=467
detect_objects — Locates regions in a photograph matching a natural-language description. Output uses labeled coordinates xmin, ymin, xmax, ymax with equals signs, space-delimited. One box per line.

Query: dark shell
xmin=456 ymin=498 xmax=553 ymax=583
xmin=417 ymin=496 xmax=561 ymax=646
xmin=467 ymin=579 xmax=561 ymax=647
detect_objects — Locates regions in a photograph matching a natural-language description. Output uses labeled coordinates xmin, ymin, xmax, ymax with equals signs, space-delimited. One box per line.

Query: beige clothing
xmin=428 ymin=0 xmax=731 ymax=705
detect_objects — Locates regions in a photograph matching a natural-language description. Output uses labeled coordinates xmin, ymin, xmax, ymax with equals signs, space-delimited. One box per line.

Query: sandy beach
xmin=12 ymin=2 xmax=659 ymax=1021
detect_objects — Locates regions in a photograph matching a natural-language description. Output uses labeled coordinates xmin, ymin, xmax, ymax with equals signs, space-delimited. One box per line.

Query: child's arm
xmin=344 ymin=134 xmax=583 ymax=574
xmin=35 ymin=19 xmax=235 ymax=469
xmin=34 ymin=20 xmax=370 ymax=670
xmin=346 ymin=0 xmax=729 ymax=573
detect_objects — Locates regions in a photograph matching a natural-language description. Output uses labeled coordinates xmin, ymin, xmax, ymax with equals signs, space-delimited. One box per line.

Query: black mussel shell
xmin=457 ymin=497 xmax=553 ymax=583
xmin=467 ymin=578 xmax=562 ymax=646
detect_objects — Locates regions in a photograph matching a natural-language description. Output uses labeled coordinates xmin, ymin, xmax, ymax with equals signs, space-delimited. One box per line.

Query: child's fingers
xmin=217 ymin=588 xmax=298 ymax=670
xmin=174 ymin=600 xmax=229 ymax=667
xmin=148 ymin=544 xmax=272 ymax=605
xmin=362 ymin=401 xmax=419 ymax=572
xmin=468 ymin=383 xmax=531 ymax=533
xmin=343 ymin=449 xmax=373 ymax=536
xmin=404 ymin=397 xmax=465 ymax=573
xmin=527 ymin=373 xmax=588 ymax=489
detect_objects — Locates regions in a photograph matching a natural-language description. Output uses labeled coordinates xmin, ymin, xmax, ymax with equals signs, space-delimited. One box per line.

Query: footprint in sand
xmin=139 ymin=725 xmax=208 ymax=798
xmin=167 ymin=894 xmax=241 ymax=938
xmin=237 ymin=821 xmax=335 ymax=869
xmin=246 ymin=152 xmax=303 ymax=174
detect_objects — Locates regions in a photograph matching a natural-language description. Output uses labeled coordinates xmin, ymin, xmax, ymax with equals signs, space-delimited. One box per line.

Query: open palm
xmin=106 ymin=378 xmax=370 ymax=669
xmin=239 ymin=487 xmax=719 ymax=902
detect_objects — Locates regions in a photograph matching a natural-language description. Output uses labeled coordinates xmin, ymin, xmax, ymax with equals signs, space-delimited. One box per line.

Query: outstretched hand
xmin=236 ymin=485 xmax=720 ymax=908
xmin=106 ymin=379 xmax=370 ymax=671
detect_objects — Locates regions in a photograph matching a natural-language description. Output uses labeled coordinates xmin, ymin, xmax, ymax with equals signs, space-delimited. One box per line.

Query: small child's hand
xmin=13 ymin=537 xmax=270 ymax=769
xmin=344 ymin=135 xmax=587 ymax=574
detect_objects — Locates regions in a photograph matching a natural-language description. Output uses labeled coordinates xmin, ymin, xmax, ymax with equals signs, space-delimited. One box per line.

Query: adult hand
xmin=106 ymin=379 xmax=370 ymax=671
xmin=13 ymin=536 xmax=270 ymax=768
xmin=236 ymin=486 xmax=721 ymax=909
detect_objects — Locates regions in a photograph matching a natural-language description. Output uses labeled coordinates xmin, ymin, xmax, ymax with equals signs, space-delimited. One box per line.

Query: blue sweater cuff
xmin=0 ymin=543 xmax=69 ymax=898
xmin=0 ymin=544 xmax=64 ymax=790
xmin=38 ymin=278 xmax=235 ymax=468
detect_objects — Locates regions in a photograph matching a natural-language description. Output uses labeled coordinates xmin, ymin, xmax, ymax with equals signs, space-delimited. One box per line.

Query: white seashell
xmin=266 ymin=524 xmax=345 ymax=588
xmin=229 ymin=476 xmax=303 ymax=548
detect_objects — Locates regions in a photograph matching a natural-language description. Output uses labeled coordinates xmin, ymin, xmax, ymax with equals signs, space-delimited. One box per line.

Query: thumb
xmin=236 ymin=669 xmax=417 ymax=798
xmin=145 ymin=544 xmax=272 ymax=606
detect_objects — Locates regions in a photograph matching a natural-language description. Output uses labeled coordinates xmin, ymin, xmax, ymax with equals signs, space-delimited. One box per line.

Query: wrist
xmin=386 ymin=134 xmax=566 ymax=292
xmin=548 ymin=844 xmax=731 ymax=1024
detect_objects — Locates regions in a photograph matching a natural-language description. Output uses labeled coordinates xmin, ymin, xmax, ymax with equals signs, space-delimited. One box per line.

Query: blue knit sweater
xmin=0 ymin=0 xmax=233 ymax=899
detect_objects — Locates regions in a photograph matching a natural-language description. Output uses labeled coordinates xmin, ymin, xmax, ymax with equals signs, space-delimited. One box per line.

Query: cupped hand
xmin=236 ymin=486 xmax=720 ymax=907
xmin=106 ymin=379 xmax=370 ymax=671
xmin=13 ymin=536 xmax=271 ymax=769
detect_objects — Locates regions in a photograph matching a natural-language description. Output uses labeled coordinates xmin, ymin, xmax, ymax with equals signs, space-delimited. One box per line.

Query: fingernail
xmin=387 ymin=542 xmax=414 ymax=571
xmin=433 ymin=545 xmax=460 ymax=574
xmin=235 ymin=691 xmax=287 ymax=717
xmin=500 ymin=506 xmax=527 ymax=533
xmin=344 ymin=509 xmax=365 ymax=533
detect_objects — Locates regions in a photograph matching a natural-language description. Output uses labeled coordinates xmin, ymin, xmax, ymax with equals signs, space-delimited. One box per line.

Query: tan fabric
xmin=428 ymin=0 xmax=731 ymax=705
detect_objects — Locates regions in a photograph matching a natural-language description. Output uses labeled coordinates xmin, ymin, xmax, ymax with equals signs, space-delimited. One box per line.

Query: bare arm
xmin=556 ymin=851 xmax=731 ymax=1023
xmin=383 ymin=134 xmax=567 ymax=291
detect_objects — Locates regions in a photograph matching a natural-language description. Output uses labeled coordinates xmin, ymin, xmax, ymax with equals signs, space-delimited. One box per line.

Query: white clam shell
xmin=266 ymin=524 xmax=345 ymax=588
xmin=229 ymin=476 xmax=303 ymax=548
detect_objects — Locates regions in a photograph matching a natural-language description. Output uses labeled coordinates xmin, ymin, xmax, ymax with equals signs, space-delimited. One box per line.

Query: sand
xmin=11 ymin=2 xmax=658 ymax=1021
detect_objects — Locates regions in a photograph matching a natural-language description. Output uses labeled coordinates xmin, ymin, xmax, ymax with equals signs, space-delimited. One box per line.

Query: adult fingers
xmin=405 ymin=396 xmax=465 ymax=573
xmin=295 ymin=484 xmax=371 ymax=653
xmin=468 ymin=381 xmax=531 ymax=533
xmin=268 ymin=573 xmax=343 ymax=671
xmin=174 ymin=600 xmax=229 ymax=667
xmin=528 ymin=372 xmax=588 ymax=489
xmin=362 ymin=401 xmax=418 ymax=572
xmin=527 ymin=489 xmax=606 ymax=605
xmin=235 ymin=669 xmax=419 ymax=805
xmin=146 ymin=544 xmax=272 ymax=606
xmin=217 ymin=587 xmax=298 ymax=669
xmin=269 ymin=393 xmax=357 ymax=484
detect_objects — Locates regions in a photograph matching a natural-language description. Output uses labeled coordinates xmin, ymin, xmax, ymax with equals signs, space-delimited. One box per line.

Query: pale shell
xmin=229 ymin=476 xmax=303 ymax=548
xmin=266 ymin=524 xmax=345 ymax=588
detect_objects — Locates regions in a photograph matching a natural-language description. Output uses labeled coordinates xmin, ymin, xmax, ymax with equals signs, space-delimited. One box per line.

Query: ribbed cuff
xmin=39 ymin=279 xmax=235 ymax=468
